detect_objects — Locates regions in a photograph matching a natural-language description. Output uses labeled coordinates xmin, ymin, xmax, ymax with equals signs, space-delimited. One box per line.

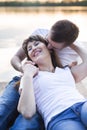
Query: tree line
xmin=0 ymin=1 xmax=87 ymax=7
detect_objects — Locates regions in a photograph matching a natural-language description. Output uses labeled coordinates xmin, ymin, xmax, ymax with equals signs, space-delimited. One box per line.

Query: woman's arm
xmin=11 ymin=47 xmax=26 ymax=73
xmin=70 ymin=44 xmax=87 ymax=83
xmin=17 ymin=63 xmax=39 ymax=118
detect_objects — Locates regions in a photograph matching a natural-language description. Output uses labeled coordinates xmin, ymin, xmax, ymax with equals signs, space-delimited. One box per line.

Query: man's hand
xmin=69 ymin=61 xmax=77 ymax=68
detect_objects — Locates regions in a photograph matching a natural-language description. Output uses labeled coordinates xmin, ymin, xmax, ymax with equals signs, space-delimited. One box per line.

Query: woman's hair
xmin=50 ymin=19 xmax=79 ymax=45
xmin=22 ymin=35 xmax=63 ymax=68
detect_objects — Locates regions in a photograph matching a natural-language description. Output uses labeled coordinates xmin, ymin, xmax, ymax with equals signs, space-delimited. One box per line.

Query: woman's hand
xmin=22 ymin=61 xmax=39 ymax=77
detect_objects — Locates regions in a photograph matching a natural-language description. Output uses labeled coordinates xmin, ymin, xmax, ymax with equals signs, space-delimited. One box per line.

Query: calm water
xmin=0 ymin=6 xmax=87 ymax=82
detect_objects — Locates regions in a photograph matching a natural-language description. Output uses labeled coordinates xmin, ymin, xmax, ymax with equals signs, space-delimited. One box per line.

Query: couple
xmin=0 ymin=19 xmax=87 ymax=130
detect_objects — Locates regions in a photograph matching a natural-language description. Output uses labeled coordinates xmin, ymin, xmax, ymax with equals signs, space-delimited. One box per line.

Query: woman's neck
xmin=38 ymin=62 xmax=54 ymax=72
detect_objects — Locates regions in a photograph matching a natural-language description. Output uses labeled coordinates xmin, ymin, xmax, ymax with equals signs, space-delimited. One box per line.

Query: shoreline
xmin=0 ymin=82 xmax=7 ymax=95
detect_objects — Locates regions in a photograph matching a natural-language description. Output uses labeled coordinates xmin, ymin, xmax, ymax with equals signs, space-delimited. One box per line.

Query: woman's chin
xmin=34 ymin=59 xmax=42 ymax=65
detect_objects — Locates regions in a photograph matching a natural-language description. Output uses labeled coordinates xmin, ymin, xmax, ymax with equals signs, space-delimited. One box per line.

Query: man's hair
xmin=22 ymin=35 xmax=63 ymax=68
xmin=50 ymin=19 xmax=79 ymax=45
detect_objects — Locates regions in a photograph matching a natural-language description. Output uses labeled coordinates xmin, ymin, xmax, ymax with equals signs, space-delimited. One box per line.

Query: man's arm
xmin=11 ymin=47 xmax=26 ymax=73
xmin=70 ymin=44 xmax=87 ymax=83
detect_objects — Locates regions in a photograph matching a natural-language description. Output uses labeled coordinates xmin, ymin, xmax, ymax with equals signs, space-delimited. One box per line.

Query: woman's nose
xmin=32 ymin=45 xmax=37 ymax=50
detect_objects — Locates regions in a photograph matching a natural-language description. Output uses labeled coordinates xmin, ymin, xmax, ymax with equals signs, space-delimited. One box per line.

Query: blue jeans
xmin=10 ymin=113 xmax=44 ymax=130
xmin=48 ymin=102 xmax=87 ymax=130
xmin=0 ymin=76 xmax=44 ymax=130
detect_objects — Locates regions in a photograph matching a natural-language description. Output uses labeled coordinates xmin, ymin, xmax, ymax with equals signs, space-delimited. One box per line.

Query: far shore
xmin=0 ymin=1 xmax=87 ymax=7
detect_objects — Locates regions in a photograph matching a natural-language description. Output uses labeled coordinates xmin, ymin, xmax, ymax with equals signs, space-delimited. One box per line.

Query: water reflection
xmin=0 ymin=6 xmax=87 ymax=14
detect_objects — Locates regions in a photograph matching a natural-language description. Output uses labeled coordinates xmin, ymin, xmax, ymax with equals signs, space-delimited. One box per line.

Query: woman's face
xmin=27 ymin=41 xmax=51 ymax=65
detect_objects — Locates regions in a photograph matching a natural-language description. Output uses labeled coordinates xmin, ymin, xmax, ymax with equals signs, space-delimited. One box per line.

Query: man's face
xmin=47 ymin=32 xmax=66 ymax=50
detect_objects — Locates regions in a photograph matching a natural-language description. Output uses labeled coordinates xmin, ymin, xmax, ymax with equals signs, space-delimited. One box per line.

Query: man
xmin=0 ymin=20 xmax=80 ymax=130
xmin=11 ymin=20 xmax=79 ymax=73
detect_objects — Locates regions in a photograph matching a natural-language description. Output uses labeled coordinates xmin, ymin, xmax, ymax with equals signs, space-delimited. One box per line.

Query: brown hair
xmin=50 ymin=19 xmax=79 ymax=45
xmin=22 ymin=35 xmax=63 ymax=68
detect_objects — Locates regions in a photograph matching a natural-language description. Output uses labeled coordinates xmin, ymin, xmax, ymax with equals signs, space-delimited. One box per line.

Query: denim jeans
xmin=10 ymin=113 xmax=44 ymax=130
xmin=48 ymin=102 xmax=87 ymax=130
xmin=0 ymin=76 xmax=44 ymax=130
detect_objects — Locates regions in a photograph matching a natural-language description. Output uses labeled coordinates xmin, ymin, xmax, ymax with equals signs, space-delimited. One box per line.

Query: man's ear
xmin=49 ymin=49 xmax=54 ymax=53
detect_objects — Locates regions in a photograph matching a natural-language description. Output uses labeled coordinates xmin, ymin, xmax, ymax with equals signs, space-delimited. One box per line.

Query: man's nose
xmin=47 ymin=44 xmax=52 ymax=49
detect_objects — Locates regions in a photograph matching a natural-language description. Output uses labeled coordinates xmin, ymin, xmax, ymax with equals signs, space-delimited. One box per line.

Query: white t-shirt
xmin=32 ymin=28 xmax=83 ymax=66
xmin=33 ymin=66 xmax=86 ymax=128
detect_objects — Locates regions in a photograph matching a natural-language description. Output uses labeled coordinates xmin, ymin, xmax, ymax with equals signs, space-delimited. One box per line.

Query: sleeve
xmin=56 ymin=41 xmax=85 ymax=66
xmin=31 ymin=28 xmax=49 ymax=37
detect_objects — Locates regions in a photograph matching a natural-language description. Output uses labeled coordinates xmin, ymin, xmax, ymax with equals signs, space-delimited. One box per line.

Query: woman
xmin=18 ymin=35 xmax=87 ymax=130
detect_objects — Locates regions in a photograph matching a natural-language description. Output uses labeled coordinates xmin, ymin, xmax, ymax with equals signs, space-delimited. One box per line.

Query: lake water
xmin=0 ymin=6 xmax=87 ymax=82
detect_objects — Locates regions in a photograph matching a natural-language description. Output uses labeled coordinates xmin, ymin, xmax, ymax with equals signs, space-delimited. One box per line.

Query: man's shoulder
xmin=31 ymin=28 xmax=49 ymax=37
